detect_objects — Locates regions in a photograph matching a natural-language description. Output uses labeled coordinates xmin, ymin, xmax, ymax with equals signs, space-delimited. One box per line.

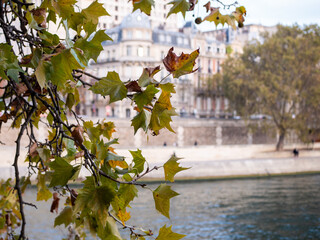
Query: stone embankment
xmin=0 ymin=118 xmax=319 ymax=180
xmin=0 ymin=144 xmax=319 ymax=180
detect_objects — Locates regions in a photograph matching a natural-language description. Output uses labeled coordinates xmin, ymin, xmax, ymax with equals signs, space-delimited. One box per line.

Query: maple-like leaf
xmin=90 ymin=71 xmax=127 ymax=103
xmin=36 ymin=173 xmax=52 ymax=201
xmin=138 ymin=66 xmax=160 ymax=87
xmin=49 ymin=157 xmax=80 ymax=187
xmin=54 ymin=206 xmax=74 ymax=227
xmin=163 ymin=155 xmax=189 ymax=182
xmin=134 ymin=85 xmax=159 ymax=110
xmin=163 ymin=47 xmax=199 ymax=78
xmin=132 ymin=0 xmax=154 ymax=16
xmin=130 ymin=149 xmax=146 ymax=174
xmin=167 ymin=0 xmax=190 ymax=18
xmin=82 ymin=1 xmax=109 ymax=25
xmin=74 ymin=30 xmax=112 ymax=62
xmin=156 ymin=225 xmax=186 ymax=240
xmin=153 ymin=184 xmax=179 ymax=219
xmin=131 ymin=109 xmax=151 ymax=133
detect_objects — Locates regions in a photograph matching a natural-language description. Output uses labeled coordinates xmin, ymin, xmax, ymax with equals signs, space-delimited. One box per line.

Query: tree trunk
xmin=276 ymin=130 xmax=286 ymax=151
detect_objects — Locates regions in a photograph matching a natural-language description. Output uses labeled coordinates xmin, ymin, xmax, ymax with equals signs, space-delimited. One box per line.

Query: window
xmin=107 ymin=51 xmax=110 ymax=60
xmin=147 ymin=46 xmax=150 ymax=57
xmin=161 ymin=51 xmax=165 ymax=59
xmin=127 ymin=30 xmax=132 ymax=39
xmin=137 ymin=46 xmax=144 ymax=57
xmin=159 ymin=34 xmax=164 ymax=42
xmin=184 ymin=38 xmax=188 ymax=45
xmin=217 ymin=48 xmax=220 ymax=53
xmin=166 ymin=35 xmax=171 ymax=42
xmin=207 ymin=46 xmax=211 ymax=52
xmin=115 ymin=6 xmax=118 ymax=11
xmin=103 ymin=23 xmax=106 ymax=29
xmin=136 ymin=30 xmax=142 ymax=38
xmin=115 ymin=15 xmax=118 ymax=21
xmin=126 ymin=109 xmax=131 ymax=118
xmin=126 ymin=45 xmax=132 ymax=56
xmin=112 ymin=49 xmax=115 ymax=60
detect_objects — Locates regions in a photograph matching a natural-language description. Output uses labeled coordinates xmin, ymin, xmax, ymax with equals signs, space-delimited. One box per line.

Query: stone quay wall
xmin=0 ymin=117 xmax=299 ymax=149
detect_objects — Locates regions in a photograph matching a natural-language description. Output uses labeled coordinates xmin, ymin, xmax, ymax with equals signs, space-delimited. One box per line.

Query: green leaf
xmin=49 ymin=157 xmax=80 ymax=187
xmin=167 ymin=0 xmax=190 ymax=18
xmin=35 ymin=59 xmax=50 ymax=89
xmin=82 ymin=1 xmax=109 ymax=25
xmin=90 ymin=71 xmax=127 ymax=103
xmin=134 ymin=85 xmax=159 ymax=110
xmin=131 ymin=109 xmax=151 ymax=134
xmin=133 ymin=0 xmax=155 ymax=16
xmin=153 ymin=184 xmax=179 ymax=219
xmin=75 ymin=31 xmax=112 ymax=62
xmin=51 ymin=0 xmax=77 ymax=19
xmin=75 ymin=177 xmax=116 ymax=225
xmin=117 ymin=184 xmax=138 ymax=209
xmin=36 ymin=147 xmax=51 ymax=163
xmin=129 ymin=149 xmax=146 ymax=174
xmin=160 ymin=82 xmax=176 ymax=93
xmin=25 ymin=11 xmax=44 ymax=30
xmin=51 ymin=49 xmax=83 ymax=89
xmin=64 ymin=138 xmax=77 ymax=157
xmin=0 ymin=43 xmax=23 ymax=82
xmin=97 ymin=215 xmax=122 ymax=240
xmin=156 ymin=225 xmax=186 ymax=240
xmin=163 ymin=155 xmax=189 ymax=182
xmin=150 ymin=103 xmax=178 ymax=135
xmin=137 ymin=66 xmax=160 ymax=87
xmin=36 ymin=173 xmax=52 ymax=201
xmin=54 ymin=206 xmax=74 ymax=227
xmin=66 ymin=93 xmax=75 ymax=110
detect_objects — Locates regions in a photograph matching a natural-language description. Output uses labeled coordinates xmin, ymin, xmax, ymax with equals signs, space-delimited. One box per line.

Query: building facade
xmin=80 ymin=9 xmax=228 ymax=119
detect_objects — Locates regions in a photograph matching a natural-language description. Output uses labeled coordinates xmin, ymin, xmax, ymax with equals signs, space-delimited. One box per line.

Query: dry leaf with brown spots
xmin=163 ymin=47 xmax=199 ymax=78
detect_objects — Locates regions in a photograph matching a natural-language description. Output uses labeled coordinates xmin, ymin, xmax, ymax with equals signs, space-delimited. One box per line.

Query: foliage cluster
xmin=222 ymin=25 xmax=320 ymax=150
xmin=0 ymin=0 xmax=245 ymax=239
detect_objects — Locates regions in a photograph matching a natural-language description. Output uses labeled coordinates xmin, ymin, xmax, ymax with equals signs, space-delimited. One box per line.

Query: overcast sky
xmin=181 ymin=0 xmax=320 ymax=31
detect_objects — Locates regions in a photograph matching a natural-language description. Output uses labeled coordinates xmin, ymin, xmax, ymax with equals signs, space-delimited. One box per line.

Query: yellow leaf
xmin=117 ymin=209 xmax=131 ymax=225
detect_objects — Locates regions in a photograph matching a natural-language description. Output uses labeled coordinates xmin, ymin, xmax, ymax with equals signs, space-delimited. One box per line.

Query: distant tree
xmin=0 ymin=0 xmax=246 ymax=239
xmin=222 ymin=25 xmax=320 ymax=150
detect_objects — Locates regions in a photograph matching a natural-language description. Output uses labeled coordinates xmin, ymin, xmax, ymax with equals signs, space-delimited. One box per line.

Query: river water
xmin=23 ymin=174 xmax=320 ymax=239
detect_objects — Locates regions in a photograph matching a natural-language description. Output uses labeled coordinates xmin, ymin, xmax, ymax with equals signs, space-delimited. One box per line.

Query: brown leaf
xmin=29 ymin=142 xmax=38 ymax=158
xmin=189 ymin=0 xmax=197 ymax=11
xmin=203 ymin=1 xmax=210 ymax=12
xmin=125 ymin=81 xmax=142 ymax=92
xmin=0 ymin=113 xmax=9 ymax=123
xmin=20 ymin=54 xmax=33 ymax=65
xmin=31 ymin=8 xmax=46 ymax=28
xmin=145 ymin=66 xmax=161 ymax=77
xmin=16 ymin=83 xmax=28 ymax=95
xmin=70 ymin=189 xmax=78 ymax=206
xmin=5 ymin=214 xmax=11 ymax=226
xmin=72 ymin=126 xmax=84 ymax=147
xmin=50 ymin=192 xmax=60 ymax=213
xmin=163 ymin=47 xmax=199 ymax=78
xmin=75 ymin=151 xmax=84 ymax=159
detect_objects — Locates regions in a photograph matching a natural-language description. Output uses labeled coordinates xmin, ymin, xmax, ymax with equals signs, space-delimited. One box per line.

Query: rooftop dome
xmin=120 ymin=10 xmax=151 ymax=29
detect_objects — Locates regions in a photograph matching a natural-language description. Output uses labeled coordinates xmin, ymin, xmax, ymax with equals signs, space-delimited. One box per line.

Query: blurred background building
xmin=78 ymin=4 xmax=275 ymax=119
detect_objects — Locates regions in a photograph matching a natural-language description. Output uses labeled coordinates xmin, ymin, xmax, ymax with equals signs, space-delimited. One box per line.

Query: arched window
xmin=137 ymin=46 xmax=144 ymax=57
